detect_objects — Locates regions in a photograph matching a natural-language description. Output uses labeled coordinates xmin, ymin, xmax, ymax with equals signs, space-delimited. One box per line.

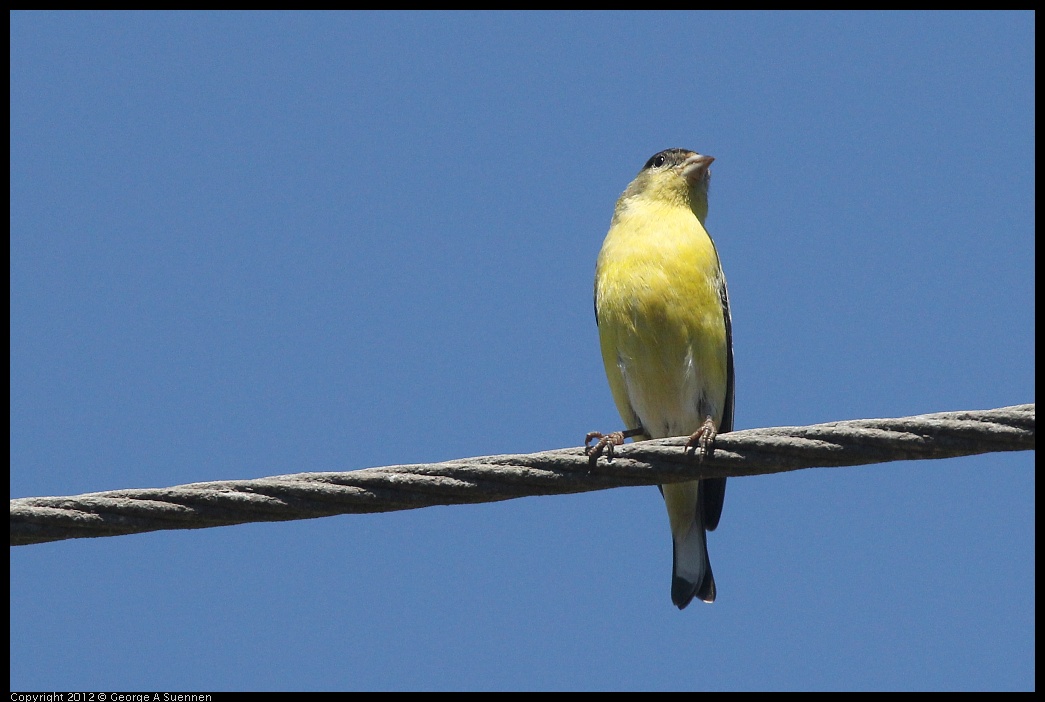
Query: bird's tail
xmin=671 ymin=521 xmax=715 ymax=608
xmin=665 ymin=480 xmax=716 ymax=609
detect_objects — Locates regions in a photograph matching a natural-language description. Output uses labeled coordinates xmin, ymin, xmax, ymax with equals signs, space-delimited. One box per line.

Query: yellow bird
xmin=586 ymin=148 xmax=734 ymax=609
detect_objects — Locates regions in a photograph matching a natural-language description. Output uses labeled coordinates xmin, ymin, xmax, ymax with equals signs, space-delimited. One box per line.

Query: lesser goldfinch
xmin=586 ymin=148 xmax=734 ymax=609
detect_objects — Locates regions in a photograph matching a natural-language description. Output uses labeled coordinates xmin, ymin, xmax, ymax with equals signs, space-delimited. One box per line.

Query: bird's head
xmin=617 ymin=148 xmax=714 ymax=223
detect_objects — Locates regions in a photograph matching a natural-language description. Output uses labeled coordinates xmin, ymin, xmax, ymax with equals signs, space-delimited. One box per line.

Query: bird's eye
xmin=642 ymin=151 xmax=675 ymax=170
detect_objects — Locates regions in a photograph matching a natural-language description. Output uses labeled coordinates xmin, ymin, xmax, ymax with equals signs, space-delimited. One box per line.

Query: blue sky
xmin=10 ymin=11 xmax=1034 ymax=691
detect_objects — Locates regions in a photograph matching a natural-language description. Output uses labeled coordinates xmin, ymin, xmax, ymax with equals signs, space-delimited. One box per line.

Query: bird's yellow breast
xmin=595 ymin=199 xmax=729 ymax=439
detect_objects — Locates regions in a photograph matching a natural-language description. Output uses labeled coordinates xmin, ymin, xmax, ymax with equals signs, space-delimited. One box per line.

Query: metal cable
xmin=10 ymin=404 xmax=1033 ymax=546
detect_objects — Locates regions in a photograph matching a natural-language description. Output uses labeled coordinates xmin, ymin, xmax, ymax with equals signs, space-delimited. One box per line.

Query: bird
xmin=585 ymin=148 xmax=734 ymax=609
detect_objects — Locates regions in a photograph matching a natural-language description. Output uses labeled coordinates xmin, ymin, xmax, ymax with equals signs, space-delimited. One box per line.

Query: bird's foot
xmin=585 ymin=427 xmax=643 ymax=466
xmin=584 ymin=431 xmax=625 ymax=466
xmin=685 ymin=416 xmax=719 ymax=460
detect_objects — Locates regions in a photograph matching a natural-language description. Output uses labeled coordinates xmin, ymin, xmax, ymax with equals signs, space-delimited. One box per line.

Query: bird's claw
xmin=685 ymin=416 xmax=719 ymax=460
xmin=584 ymin=430 xmax=626 ymax=466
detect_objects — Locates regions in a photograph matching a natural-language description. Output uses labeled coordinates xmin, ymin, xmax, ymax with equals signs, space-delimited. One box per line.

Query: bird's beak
xmin=681 ymin=153 xmax=714 ymax=185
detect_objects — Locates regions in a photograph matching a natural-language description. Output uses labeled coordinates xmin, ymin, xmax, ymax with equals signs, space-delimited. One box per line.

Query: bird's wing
xmin=701 ymin=273 xmax=733 ymax=532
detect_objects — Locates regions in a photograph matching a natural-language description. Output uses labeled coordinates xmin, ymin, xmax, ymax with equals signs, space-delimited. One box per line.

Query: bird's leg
xmin=685 ymin=416 xmax=718 ymax=460
xmin=585 ymin=427 xmax=645 ymax=466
